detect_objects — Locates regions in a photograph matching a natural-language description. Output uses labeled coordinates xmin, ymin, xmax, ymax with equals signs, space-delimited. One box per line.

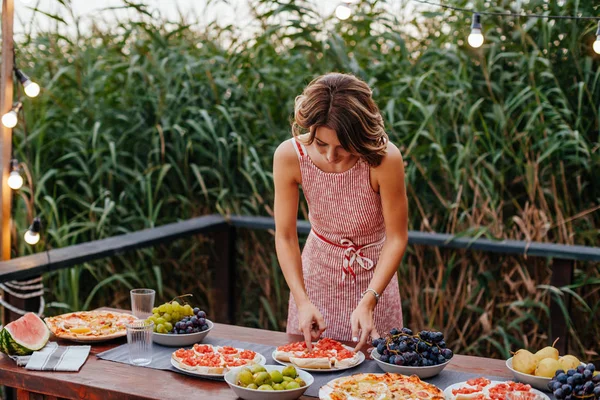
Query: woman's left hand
xmin=350 ymin=295 xmax=380 ymax=352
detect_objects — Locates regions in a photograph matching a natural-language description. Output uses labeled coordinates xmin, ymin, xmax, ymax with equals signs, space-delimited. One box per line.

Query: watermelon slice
xmin=0 ymin=313 xmax=50 ymax=356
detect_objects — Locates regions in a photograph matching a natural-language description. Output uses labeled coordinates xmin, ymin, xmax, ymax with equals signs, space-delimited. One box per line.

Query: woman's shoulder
xmin=274 ymin=138 xmax=298 ymax=162
xmin=372 ymin=141 xmax=403 ymax=170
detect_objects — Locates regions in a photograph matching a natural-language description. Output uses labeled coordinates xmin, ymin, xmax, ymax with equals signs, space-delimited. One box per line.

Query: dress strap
xmin=291 ymin=138 xmax=307 ymax=159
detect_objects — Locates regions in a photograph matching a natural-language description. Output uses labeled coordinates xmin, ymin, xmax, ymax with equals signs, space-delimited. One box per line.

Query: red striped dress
xmin=286 ymin=138 xmax=403 ymax=341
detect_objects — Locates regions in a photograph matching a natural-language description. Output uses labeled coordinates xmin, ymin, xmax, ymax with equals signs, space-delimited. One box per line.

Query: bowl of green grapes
xmin=146 ymin=300 xmax=213 ymax=347
xmin=225 ymin=364 xmax=313 ymax=400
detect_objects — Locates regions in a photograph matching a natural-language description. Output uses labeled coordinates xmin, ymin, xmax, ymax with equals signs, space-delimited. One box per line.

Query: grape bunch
xmin=548 ymin=363 xmax=600 ymax=399
xmin=146 ymin=300 xmax=194 ymax=333
xmin=371 ymin=327 xmax=453 ymax=367
xmin=172 ymin=308 xmax=210 ymax=335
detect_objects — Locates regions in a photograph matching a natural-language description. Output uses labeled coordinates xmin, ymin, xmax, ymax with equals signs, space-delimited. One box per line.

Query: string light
xmin=468 ymin=13 xmax=484 ymax=48
xmin=24 ymin=217 xmax=41 ymax=246
xmin=413 ymin=0 xmax=600 ymax=53
xmin=335 ymin=2 xmax=352 ymax=21
xmin=2 ymin=102 xmax=22 ymax=129
xmin=7 ymin=159 xmax=23 ymax=190
xmin=594 ymin=21 xmax=600 ymax=55
xmin=14 ymin=68 xmax=40 ymax=98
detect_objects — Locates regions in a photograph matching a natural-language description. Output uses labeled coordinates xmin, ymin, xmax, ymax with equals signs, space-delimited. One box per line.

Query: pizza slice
xmin=172 ymin=348 xmax=195 ymax=364
xmin=273 ymin=341 xmax=307 ymax=362
xmin=217 ymin=345 xmax=239 ymax=357
xmin=192 ymin=343 xmax=214 ymax=355
xmin=290 ymin=349 xmax=336 ymax=369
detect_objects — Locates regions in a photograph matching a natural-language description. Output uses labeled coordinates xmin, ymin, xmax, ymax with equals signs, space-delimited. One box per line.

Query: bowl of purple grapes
xmin=547 ymin=363 xmax=600 ymax=399
xmin=370 ymin=327 xmax=454 ymax=378
xmin=152 ymin=307 xmax=213 ymax=347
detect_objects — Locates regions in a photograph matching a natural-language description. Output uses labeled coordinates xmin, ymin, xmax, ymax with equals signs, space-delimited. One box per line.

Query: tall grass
xmin=5 ymin=0 xmax=599 ymax=361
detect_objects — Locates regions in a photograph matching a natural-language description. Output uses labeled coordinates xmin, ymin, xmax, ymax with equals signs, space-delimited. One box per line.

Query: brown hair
xmin=292 ymin=72 xmax=388 ymax=167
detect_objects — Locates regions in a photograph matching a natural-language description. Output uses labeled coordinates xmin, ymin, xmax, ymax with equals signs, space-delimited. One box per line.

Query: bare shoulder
xmin=273 ymin=138 xmax=301 ymax=183
xmin=374 ymin=141 xmax=404 ymax=172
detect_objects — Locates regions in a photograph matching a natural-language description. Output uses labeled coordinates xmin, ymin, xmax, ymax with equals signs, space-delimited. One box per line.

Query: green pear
xmin=513 ymin=349 xmax=537 ymax=375
xmin=535 ymin=358 xmax=561 ymax=377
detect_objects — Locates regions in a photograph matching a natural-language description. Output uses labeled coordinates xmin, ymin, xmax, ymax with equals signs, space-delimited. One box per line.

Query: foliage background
xmin=5 ymin=0 xmax=600 ymax=361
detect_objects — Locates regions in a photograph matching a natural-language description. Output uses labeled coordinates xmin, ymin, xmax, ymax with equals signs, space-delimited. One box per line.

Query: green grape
xmin=171 ymin=301 xmax=180 ymax=308
xmin=152 ymin=307 xmax=159 ymax=314
xmin=164 ymin=304 xmax=173 ymax=314
xmin=163 ymin=313 xmax=172 ymax=322
xmin=164 ymin=322 xmax=173 ymax=331
xmin=172 ymin=312 xmax=180 ymax=321
xmin=183 ymin=305 xmax=192 ymax=315
xmin=158 ymin=304 xmax=167 ymax=313
xmin=156 ymin=317 xmax=166 ymax=325
xmin=152 ymin=313 xmax=160 ymax=319
xmin=157 ymin=324 xmax=165 ymax=333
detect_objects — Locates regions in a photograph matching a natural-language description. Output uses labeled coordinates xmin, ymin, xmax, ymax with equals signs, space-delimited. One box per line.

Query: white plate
xmin=443 ymin=380 xmax=551 ymax=400
xmin=271 ymin=345 xmax=365 ymax=372
xmin=506 ymin=357 xmax=586 ymax=392
xmin=370 ymin=348 xmax=451 ymax=379
xmin=225 ymin=364 xmax=313 ymax=400
xmin=171 ymin=352 xmax=266 ymax=379
xmin=152 ymin=320 xmax=213 ymax=346
xmin=319 ymin=373 xmax=444 ymax=399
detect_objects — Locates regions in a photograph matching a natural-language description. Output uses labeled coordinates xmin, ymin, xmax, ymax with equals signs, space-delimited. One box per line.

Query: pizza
xmin=172 ymin=345 xmax=262 ymax=375
xmin=44 ymin=311 xmax=137 ymax=340
xmin=446 ymin=378 xmax=548 ymax=400
xmin=319 ymin=372 xmax=444 ymax=399
xmin=274 ymin=337 xmax=361 ymax=369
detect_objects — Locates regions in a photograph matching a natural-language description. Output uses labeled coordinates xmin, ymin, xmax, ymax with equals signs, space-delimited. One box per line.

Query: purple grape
xmin=193 ymin=307 xmax=200 ymax=314
xmin=201 ymin=324 xmax=208 ymax=331
xmin=197 ymin=311 xmax=206 ymax=319
xmin=198 ymin=317 xmax=206 ymax=325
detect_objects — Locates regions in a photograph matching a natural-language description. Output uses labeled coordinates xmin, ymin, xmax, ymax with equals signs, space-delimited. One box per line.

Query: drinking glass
xmin=126 ymin=320 xmax=153 ymax=366
xmin=130 ymin=288 xmax=155 ymax=319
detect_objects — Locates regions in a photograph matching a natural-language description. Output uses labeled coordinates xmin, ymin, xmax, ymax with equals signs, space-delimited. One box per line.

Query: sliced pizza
xmin=275 ymin=337 xmax=361 ymax=370
xmin=45 ymin=311 xmax=137 ymax=341
xmin=273 ymin=341 xmax=307 ymax=362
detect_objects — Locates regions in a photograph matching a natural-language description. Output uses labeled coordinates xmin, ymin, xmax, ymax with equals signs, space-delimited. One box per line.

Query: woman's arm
xmin=351 ymin=143 xmax=408 ymax=350
xmin=273 ymin=141 xmax=326 ymax=349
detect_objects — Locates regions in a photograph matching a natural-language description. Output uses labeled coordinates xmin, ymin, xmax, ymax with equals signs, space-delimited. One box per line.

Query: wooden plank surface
xmin=0 ymin=308 xmax=510 ymax=400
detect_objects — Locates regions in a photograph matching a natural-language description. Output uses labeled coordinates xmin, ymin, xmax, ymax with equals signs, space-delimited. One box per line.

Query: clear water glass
xmin=130 ymin=288 xmax=155 ymax=319
xmin=126 ymin=320 xmax=153 ymax=366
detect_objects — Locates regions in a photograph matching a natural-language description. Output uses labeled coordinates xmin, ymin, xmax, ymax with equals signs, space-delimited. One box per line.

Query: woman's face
xmin=313 ymin=126 xmax=353 ymax=165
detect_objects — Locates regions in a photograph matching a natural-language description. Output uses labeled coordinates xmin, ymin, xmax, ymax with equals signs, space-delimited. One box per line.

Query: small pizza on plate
xmin=319 ymin=372 xmax=444 ymax=399
xmin=274 ymin=337 xmax=361 ymax=370
xmin=44 ymin=311 xmax=137 ymax=341
xmin=171 ymin=345 xmax=263 ymax=376
xmin=445 ymin=378 xmax=549 ymax=400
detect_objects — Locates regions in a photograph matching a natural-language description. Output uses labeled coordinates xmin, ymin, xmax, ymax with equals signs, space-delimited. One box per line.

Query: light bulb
xmin=7 ymin=170 xmax=23 ymax=190
xmin=594 ymin=36 xmax=600 ymax=55
xmin=468 ymin=29 xmax=485 ymax=48
xmin=468 ymin=13 xmax=484 ymax=49
xmin=24 ymin=230 xmax=40 ymax=245
xmin=2 ymin=110 xmax=18 ymax=128
xmin=23 ymin=80 xmax=40 ymax=98
xmin=335 ymin=4 xmax=352 ymax=20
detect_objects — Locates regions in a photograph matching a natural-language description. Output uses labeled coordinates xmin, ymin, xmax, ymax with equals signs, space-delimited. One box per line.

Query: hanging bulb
xmin=335 ymin=3 xmax=352 ymax=20
xmin=24 ymin=217 xmax=41 ymax=245
xmin=1 ymin=103 xmax=21 ymax=128
xmin=468 ymin=13 xmax=484 ymax=48
xmin=14 ymin=68 xmax=40 ymax=98
xmin=594 ymin=21 xmax=600 ymax=55
xmin=7 ymin=159 xmax=23 ymax=190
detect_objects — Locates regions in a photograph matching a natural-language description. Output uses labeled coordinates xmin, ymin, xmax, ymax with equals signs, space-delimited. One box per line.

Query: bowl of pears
xmin=224 ymin=364 xmax=313 ymax=400
xmin=506 ymin=339 xmax=586 ymax=392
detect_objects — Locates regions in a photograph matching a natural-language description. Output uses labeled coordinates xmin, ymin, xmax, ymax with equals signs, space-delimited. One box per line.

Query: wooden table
xmin=0 ymin=310 xmax=511 ymax=400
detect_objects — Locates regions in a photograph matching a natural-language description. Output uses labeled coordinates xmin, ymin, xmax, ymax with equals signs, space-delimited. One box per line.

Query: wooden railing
xmin=0 ymin=214 xmax=598 ymax=354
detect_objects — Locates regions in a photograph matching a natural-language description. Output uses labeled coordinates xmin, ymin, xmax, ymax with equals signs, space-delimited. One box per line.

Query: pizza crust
xmin=334 ymin=353 xmax=361 ymax=368
xmin=289 ymin=356 xmax=332 ymax=369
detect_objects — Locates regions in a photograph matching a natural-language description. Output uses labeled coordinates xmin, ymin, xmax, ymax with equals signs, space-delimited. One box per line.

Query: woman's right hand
xmin=297 ymin=301 xmax=327 ymax=351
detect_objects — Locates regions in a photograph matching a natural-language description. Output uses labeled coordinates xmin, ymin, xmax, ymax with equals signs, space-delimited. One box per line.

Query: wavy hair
xmin=292 ymin=73 xmax=388 ymax=166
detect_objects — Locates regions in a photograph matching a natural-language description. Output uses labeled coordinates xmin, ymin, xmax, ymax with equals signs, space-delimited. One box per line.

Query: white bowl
xmin=505 ymin=357 xmax=585 ymax=392
xmin=152 ymin=319 xmax=213 ymax=347
xmin=371 ymin=349 xmax=451 ymax=379
xmin=225 ymin=365 xmax=313 ymax=400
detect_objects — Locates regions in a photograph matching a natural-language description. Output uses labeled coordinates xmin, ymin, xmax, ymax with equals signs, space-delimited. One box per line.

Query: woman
xmin=273 ymin=72 xmax=408 ymax=351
